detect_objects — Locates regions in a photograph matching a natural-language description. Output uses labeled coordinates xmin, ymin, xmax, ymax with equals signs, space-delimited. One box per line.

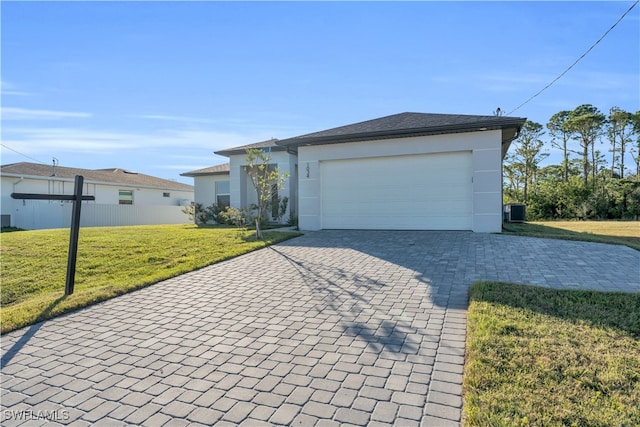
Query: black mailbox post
xmin=11 ymin=175 xmax=95 ymax=295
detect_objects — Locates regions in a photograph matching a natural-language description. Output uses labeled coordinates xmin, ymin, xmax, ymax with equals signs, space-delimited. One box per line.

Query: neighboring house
xmin=180 ymin=163 xmax=230 ymax=209
xmin=189 ymin=112 xmax=525 ymax=232
xmin=1 ymin=162 xmax=194 ymax=229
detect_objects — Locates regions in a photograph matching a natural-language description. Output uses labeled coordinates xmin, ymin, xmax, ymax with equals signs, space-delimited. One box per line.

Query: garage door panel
xmin=320 ymin=152 xmax=472 ymax=230
xmin=323 ymin=198 xmax=470 ymax=215
xmin=323 ymin=212 xmax=470 ymax=230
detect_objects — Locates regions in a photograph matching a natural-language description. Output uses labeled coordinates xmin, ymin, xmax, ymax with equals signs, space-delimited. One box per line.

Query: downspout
xmin=13 ymin=177 xmax=24 ymax=192
xmin=12 ymin=177 xmax=25 ymax=207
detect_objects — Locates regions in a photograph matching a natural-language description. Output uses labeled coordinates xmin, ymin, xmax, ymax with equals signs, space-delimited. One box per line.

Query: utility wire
xmin=0 ymin=143 xmax=48 ymax=165
xmin=507 ymin=0 xmax=639 ymax=116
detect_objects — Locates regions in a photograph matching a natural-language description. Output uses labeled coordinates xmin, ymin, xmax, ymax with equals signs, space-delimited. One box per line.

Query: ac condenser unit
xmin=507 ymin=204 xmax=526 ymax=223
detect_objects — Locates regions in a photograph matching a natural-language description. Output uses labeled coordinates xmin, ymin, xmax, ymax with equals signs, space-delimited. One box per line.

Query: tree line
xmin=504 ymin=104 xmax=640 ymax=220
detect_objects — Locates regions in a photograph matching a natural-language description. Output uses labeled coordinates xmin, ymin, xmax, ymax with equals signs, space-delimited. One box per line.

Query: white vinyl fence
xmin=8 ymin=201 xmax=192 ymax=230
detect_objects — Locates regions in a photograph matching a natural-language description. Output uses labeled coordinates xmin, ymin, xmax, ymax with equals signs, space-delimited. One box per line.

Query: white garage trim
xmin=320 ymin=152 xmax=472 ymax=230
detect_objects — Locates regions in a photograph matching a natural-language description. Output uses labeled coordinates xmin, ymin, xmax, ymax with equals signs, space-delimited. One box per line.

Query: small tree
xmin=245 ymin=148 xmax=290 ymax=239
xmin=607 ymin=107 xmax=634 ymax=178
xmin=506 ymin=121 xmax=548 ymax=203
xmin=547 ymin=111 xmax=574 ymax=182
xmin=566 ymin=104 xmax=606 ymax=187
xmin=630 ymin=111 xmax=640 ymax=180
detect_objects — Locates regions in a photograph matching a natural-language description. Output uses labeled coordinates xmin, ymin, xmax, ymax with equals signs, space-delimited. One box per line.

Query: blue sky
xmin=2 ymin=1 xmax=638 ymax=184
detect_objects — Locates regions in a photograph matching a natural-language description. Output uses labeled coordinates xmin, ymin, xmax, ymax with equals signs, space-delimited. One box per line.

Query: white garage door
xmin=320 ymin=152 xmax=472 ymax=230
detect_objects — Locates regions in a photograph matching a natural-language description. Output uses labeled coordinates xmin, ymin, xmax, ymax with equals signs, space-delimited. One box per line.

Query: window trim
xmin=215 ymin=180 xmax=230 ymax=208
xmin=119 ymin=189 xmax=133 ymax=205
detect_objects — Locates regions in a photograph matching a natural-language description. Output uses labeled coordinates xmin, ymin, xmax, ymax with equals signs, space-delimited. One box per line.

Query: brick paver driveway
xmin=2 ymin=231 xmax=639 ymax=426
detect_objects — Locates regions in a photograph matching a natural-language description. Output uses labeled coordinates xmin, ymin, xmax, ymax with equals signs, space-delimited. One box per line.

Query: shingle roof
xmin=181 ymin=163 xmax=230 ymax=177
xmin=0 ymin=162 xmax=194 ymax=191
xmin=277 ymin=112 xmax=526 ymax=149
xmin=214 ymin=138 xmax=285 ymax=157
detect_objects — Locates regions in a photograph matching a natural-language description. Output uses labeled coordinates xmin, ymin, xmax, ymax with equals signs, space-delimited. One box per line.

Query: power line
xmin=507 ymin=0 xmax=639 ymax=116
xmin=0 ymin=143 xmax=48 ymax=165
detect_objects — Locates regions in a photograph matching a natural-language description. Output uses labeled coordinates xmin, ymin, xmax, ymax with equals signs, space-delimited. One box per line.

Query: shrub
xmin=204 ymin=204 xmax=229 ymax=225
xmin=182 ymin=203 xmax=209 ymax=224
xmin=220 ymin=206 xmax=254 ymax=228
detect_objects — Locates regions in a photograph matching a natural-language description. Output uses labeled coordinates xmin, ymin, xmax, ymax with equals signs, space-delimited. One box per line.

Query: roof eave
xmin=501 ymin=124 xmax=523 ymax=160
xmin=180 ymin=171 xmax=230 ymax=177
xmin=214 ymin=145 xmax=287 ymax=157
xmin=277 ymin=118 xmax=527 ymax=148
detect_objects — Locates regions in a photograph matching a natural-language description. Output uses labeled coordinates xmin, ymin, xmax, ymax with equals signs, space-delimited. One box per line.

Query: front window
xmin=271 ymin=184 xmax=279 ymax=219
xmin=119 ymin=190 xmax=133 ymax=205
xmin=216 ymin=181 xmax=230 ymax=207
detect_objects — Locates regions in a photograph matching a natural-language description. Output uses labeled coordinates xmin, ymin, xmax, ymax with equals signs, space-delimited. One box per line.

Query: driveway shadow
xmin=274 ymin=230 xmax=639 ymax=335
xmin=1 ymin=295 xmax=67 ymax=368
xmin=275 ymin=230 xmax=473 ymax=308
xmin=269 ymin=246 xmax=421 ymax=355
xmin=343 ymin=320 xmax=419 ymax=355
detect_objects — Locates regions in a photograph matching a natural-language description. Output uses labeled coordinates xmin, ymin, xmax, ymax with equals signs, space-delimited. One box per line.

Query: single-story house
xmin=1 ymin=162 xmax=194 ymax=229
xmin=187 ymin=112 xmax=526 ymax=232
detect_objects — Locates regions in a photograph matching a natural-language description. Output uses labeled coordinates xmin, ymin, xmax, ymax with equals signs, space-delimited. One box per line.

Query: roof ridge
xmin=1 ymin=162 xmax=193 ymax=190
xmin=275 ymin=111 xmax=526 ymax=148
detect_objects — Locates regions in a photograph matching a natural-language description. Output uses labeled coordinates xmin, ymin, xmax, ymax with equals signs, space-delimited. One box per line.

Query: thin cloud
xmin=161 ymin=164 xmax=214 ymax=171
xmin=476 ymin=72 xmax=553 ymax=93
xmin=0 ymin=81 xmax=32 ymax=97
xmin=1 ymin=126 xmax=273 ymax=156
xmin=2 ymin=107 xmax=92 ymax=120
xmin=560 ymin=70 xmax=639 ymax=91
xmin=1 ymin=90 xmax=32 ymax=97
xmin=130 ymin=112 xmax=308 ymax=134
xmin=131 ymin=114 xmax=215 ymax=124
xmin=475 ymin=69 xmax=639 ymax=98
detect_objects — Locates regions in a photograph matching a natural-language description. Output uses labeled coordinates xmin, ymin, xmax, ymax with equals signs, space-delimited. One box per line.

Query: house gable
xmin=277 ymin=112 xmax=525 ymax=159
xmin=181 ymin=164 xmax=231 ymax=208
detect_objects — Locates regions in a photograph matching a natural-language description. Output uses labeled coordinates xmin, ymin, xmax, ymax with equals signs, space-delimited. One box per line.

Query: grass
xmin=502 ymin=220 xmax=640 ymax=251
xmin=0 ymin=224 xmax=300 ymax=334
xmin=464 ymin=282 xmax=640 ymax=426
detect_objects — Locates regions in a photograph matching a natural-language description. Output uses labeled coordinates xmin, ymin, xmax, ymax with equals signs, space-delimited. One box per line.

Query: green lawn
xmin=468 ymin=222 xmax=640 ymax=425
xmin=464 ymin=282 xmax=640 ymax=426
xmin=502 ymin=221 xmax=640 ymax=251
xmin=1 ymin=224 xmax=300 ymax=334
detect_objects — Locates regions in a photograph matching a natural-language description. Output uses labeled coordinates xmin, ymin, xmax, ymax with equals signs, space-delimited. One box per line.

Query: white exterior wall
xmin=297 ymin=129 xmax=503 ymax=232
xmin=97 ymin=185 xmax=193 ymax=206
xmin=2 ymin=176 xmax=192 ymax=206
xmin=228 ymin=151 xmax=296 ymax=223
xmin=192 ymin=175 xmax=230 ymax=207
